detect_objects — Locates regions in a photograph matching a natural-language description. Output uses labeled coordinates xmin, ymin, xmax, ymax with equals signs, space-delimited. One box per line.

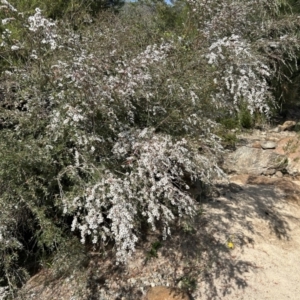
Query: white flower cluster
xmin=0 ymin=287 xmax=9 ymax=300
xmin=45 ymin=37 xmax=173 ymax=148
xmin=183 ymin=0 xmax=287 ymax=114
xmin=34 ymin=26 xmax=227 ymax=262
xmin=206 ymin=35 xmax=273 ymax=114
xmin=187 ymin=0 xmax=280 ymax=41
xmin=0 ymin=1 xmax=17 ymax=49
xmin=7 ymin=18 xmax=228 ymax=263
xmin=28 ymin=8 xmax=58 ymax=49
xmin=108 ymin=43 xmax=172 ymax=98
xmin=62 ymin=128 xmax=222 ymax=262
xmin=0 ymin=0 xmax=17 ymax=12
xmin=1 ymin=17 xmax=14 ymax=25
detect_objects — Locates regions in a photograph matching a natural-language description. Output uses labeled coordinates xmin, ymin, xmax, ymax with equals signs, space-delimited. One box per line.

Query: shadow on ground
xmin=157 ymin=183 xmax=294 ymax=299
xmin=18 ymin=182 xmax=299 ymax=300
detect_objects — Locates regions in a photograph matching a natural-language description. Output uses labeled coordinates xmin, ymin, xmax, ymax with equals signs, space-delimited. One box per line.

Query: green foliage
xmin=219 ymin=117 xmax=239 ymax=130
xmin=181 ymin=219 xmax=197 ymax=234
xmin=180 ymin=275 xmax=197 ymax=292
xmin=215 ymin=130 xmax=238 ymax=150
xmin=9 ymin=0 xmax=124 ymax=18
xmin=146 ymin=241 xmax=162 ymax=259
xmin=10 ymin=0 xmax=76 ymax=17
xmin=238 ymin=106 xmax=253 ymax=129
xmin=295 ymin=122 xmax=300 ymax=132
xmin=215 ymin=117 xmax=239 ymax=149
xmin=0 ymin=129 xmax=75 ymax=290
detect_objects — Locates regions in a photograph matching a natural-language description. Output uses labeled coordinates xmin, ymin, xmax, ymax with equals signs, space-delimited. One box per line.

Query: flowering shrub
xmin=206 ymin=34 xmax=273 ymax=115
xmin=61 ymin=128 xmax=223 ymax=262
xmin=0 ymin=287 xmax=9 ymax=300
xmin=186 ymin=0 xmax=300 ymax=115
xmin=0 ymin=0 xmax=299 ymax=294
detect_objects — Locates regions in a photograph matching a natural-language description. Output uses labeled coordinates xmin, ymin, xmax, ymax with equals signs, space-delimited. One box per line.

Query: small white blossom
xmin=0 ymin=0 xmax=17 ymax=11
xmin=11 ymin=45 xmax=19 ymax=51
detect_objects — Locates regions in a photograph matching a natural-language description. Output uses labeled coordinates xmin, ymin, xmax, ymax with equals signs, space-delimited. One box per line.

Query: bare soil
xmin=193 ymin=178 xmax=300 ymax=299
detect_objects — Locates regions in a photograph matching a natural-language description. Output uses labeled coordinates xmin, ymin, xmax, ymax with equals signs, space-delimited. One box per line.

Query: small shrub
xmin=220 ymin=117 xmax=239 ymax=130
xmin=239 ymin=106 xmax=253 ymax=129
xmin=180 ymin=275 xmax=197 ymax=292
xmin=222 ymin=132 xmax=238 ymax=149
xmin=146 ymin=241 xmax=162 ymax=260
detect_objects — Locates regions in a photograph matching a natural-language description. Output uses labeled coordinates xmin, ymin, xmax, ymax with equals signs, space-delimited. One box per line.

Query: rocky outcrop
xmin=223 ymin=121 xmax=300 ymax=176
xmin=223 ymin=146 xmax=287 ymax=175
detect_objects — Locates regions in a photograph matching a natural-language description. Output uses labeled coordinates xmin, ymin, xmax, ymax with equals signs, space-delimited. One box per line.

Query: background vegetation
xmin=0 ymin=0 xmax=299 ymax=297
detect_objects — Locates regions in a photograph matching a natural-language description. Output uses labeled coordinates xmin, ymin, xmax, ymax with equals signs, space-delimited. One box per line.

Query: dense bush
xmin=0 ymin=0 xmax=299 ymax=296
xmin=8 ymin=0 xmax=124 ymax=18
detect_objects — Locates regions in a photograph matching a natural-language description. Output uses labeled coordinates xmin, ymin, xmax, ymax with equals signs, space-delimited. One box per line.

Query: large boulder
xmin=223 ymin=146 xmax=287 ymax=175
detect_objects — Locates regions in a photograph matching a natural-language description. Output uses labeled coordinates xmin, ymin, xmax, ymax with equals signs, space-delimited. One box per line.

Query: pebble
xmin=264 ymin=169 xmax=276 ymax=175
xmin=251 ymin=141 xmax=261 ymax=148
xmin=261 ymin=141 xmax=277 ymax=149
xmin=269 ymin=127 xmax=281 ymax=133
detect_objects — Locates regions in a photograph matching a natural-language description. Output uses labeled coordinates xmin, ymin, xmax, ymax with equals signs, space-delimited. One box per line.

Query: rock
xmin=275 ymin=171 xmax=283 ymax=178
xmin=261 ymin=141 xmax=277 ymax=149
xmin=267 ymin=137 xmax=279 ymax=142
xmin=279 ymin=120 xmax=296 ymax=131
xmin=17 ymin=268 xmax=81 ymax=300
xmin=273 ymin=136 xmax=300 ymax=176
xmin=236 ymin=138 xmax=248 ymax=147
xmin=251 ymin=141 xmax=261 ymax=148
xmin=223 ymin=146 xmax=288 ymax=175
xmin=269 ymin=126 xmax=281 ymax=133
xmin=229 ymin=174 xmax=249 ymax=186
xmin=263 ymin=169 xmax=276 ymax=175
xmin=144 ymin=286 xmax=190 ymax=300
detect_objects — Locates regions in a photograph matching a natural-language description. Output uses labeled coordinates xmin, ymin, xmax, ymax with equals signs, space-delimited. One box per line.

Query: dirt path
xmin=195 ymin=180 xmax=300 ymax=299
xmin=19 ymin=179 xmax=300 ymax=300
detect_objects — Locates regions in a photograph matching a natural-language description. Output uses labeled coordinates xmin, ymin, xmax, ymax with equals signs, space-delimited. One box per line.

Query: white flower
xmin=11 ymin=45 xmax=19 ymax=51
xmin=0 ymin=0 xmax=17 ymax=12
xmin=1 ymin=17 xmax=14 ymax=25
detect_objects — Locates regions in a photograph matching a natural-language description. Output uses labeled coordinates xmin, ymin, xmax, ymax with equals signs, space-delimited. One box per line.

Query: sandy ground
xmin=194 ymin=180 xmax=300 ymax=300
xmin=19 ymin=178 xmax=300 ymax=300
